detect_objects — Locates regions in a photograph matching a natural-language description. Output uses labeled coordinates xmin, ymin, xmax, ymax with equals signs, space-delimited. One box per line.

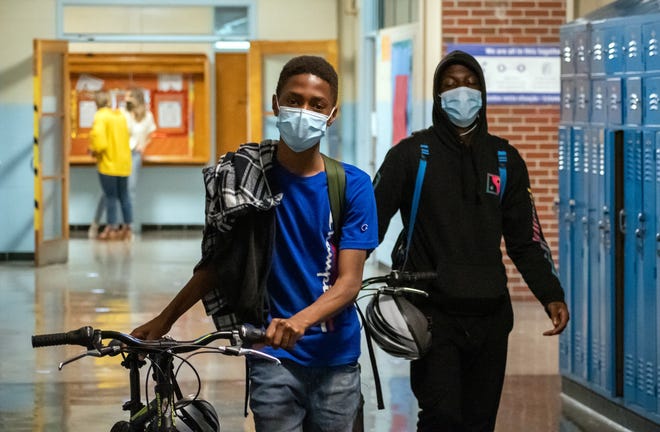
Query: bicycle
xmin=32 ymin=324 xmax=278 ymax=431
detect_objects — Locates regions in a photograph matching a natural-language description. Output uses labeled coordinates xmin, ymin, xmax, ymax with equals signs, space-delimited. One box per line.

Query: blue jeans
xmin=248 ymin=359 xmax=361 ymax=432
xmin=94 ymin=151 xmax=141 ymax=227
xmin=98 ymin=173 xmax=132 ymax=226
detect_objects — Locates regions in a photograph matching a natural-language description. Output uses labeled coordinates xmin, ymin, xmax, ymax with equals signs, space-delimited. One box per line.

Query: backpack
xmin=321 ymin=154 xmax=346 ymax=244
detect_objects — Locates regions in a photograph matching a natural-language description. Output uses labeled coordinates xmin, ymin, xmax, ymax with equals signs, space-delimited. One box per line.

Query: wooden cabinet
xmin=68 ymin=53 xmax=210 ymax=165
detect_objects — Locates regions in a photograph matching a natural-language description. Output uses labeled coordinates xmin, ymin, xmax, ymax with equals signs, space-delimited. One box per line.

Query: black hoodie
xmin=373 ymin=50 xmax=564 ymax=315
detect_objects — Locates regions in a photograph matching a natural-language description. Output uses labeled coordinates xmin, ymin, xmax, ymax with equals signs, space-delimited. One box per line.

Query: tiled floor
xmin=0 ymin=231 xmax=572 ymax=431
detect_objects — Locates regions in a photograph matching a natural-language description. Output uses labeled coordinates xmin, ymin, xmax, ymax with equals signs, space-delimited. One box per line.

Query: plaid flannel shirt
xmin=197 ymin=140 xmax=282 ymax=329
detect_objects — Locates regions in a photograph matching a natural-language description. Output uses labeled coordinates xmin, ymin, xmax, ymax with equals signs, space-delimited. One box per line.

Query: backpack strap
xmin=401 ymin=143 xmax=429 ymax=270
xmin=497 ymin=150 xmax=507 ymax=201
xmin=321 ymin=154 xmax=346 ymax=245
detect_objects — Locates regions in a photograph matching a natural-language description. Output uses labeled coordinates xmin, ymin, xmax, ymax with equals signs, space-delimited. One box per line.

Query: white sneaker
xmin=88 ymin=222 xmax=99 ymax=239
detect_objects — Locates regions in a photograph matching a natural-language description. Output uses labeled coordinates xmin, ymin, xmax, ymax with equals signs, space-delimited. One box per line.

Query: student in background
xmin=89 ymin=88 xmax=156 ymax=238
xmin=88 ymin=90 xmax=133 ymax=241
xmin=373 ymin=50 xmax=569 ymax=431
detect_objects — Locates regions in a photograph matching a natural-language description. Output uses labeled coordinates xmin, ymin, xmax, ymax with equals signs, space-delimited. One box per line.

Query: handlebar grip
xmin=390 ymin=271 xmax=438 ymax=284
xmin=32 ymin=326 xmax=95 ymax=348
xmin=240 ymin=324 xmax=266 ymax=343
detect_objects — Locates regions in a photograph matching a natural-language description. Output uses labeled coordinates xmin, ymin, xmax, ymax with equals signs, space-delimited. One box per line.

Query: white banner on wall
xmin=446 ymin=44 xmax=560 ymax=104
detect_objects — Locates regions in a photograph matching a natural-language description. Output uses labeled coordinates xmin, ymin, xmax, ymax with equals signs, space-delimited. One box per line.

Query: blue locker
xmin=588 ymin=128 xmax=603 ymax=388
xmin=625 ymin=77 xmax=643 ymax=126
xmin=604 ymin=24 xmax=625 ymax=75
xmin=562 ymin=79 xmax=576 ymax=123
xmin=655 ymin=131 xmax=660 ymax=418
xmin=591 ymin=27 xmax=606 ymax=76
xmin=575 ymin=26 xmax=591 ymax=75
xmin=561 ymin=27 xmax=576 ymax=76
xmin=642 ymin=20 xmax=660 ymax=72
xmin=560 ymin=8 xmax=660 ymax=426
xmin=572 ymin=126 xmax=590 ymax=381
xmin=643 ymin=76 xmax=660 ymax=126
xmin=607 ymin=77 xmax=623 ymax=126
xmin=591 ymin=79 xmax=607 ymax=124
xmin=623 ymin=24 xmax=644 ymax=73
xmin=638 ymin=129 xmax=657 ymax=413
xmin=598 ymin=129 xmax=618 ymax=396
xmin=575 ymin=78 xmax=591 ymax=124
xmin=623 ymin=129 xmax=643 ymax=407
xmin=558 ymin=125 xmax=574 ymax=375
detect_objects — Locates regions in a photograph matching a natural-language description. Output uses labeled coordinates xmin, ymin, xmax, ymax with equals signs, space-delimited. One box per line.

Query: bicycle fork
xmin=117 ymin=353 xmax=176 ymax=431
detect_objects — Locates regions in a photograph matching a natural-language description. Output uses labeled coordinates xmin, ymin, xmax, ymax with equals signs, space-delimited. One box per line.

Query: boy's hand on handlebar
xmin=130 ymin=315 xmax=172 ymax=341
xmin=266 ymin=317 xmax=306 ymax=350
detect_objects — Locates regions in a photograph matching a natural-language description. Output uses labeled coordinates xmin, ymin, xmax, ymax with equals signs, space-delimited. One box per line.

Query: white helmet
xmin=364 ymin=292 xmax=432 ymax=360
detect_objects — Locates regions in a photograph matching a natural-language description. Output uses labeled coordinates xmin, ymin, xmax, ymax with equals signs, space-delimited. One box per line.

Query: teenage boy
xmin=132 ymin=55 xmax=378 ymax=432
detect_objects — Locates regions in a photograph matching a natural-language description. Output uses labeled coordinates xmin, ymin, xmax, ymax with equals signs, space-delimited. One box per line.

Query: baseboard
xmin=0 ymin=252 xmax=34 ymax=261
xmin=69 ymin=224 xmax=204 ymax=232
xmin=561 ymin=377 xmax=660 ymax=432
xmin=141 ymin=224 xmax=204 ymax=232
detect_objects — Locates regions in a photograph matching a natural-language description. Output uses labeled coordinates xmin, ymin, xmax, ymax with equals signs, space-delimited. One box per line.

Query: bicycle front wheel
xmin=110 ymin=421 xmax=131 ymax=432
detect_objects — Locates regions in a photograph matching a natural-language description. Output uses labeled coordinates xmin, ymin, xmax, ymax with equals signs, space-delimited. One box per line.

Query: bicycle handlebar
xmin=361 ymin=270 xmax=437 ymax=287
xmin=32 ymin=324 xmax=266 ymax=352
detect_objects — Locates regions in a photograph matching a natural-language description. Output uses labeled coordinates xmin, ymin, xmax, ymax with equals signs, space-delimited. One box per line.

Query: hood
xmin=432 ymin=50 xmax=488 ymax=135
xmin=431 ymin=51 xmax=490 ymax=203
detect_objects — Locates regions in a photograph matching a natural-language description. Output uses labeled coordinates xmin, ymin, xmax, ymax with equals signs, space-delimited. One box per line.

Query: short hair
xmin=94 ymin=91 xmax=110 ymax=108
xmin=275 ymin=55 xmax=338 ymax=104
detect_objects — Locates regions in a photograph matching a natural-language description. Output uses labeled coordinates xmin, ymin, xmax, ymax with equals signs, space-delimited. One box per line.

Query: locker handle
xmin=657 ymin=234 xmax=660 ymax=256
xmin=565 ymin=199 xmax=576 ymax=222
xmin=618 ymin=209 xmax=626 ymax=234
xmin=599 ymin=207 xmax=610 ymax=232
xmin=635 ymin=214 xmax=646 ymax=238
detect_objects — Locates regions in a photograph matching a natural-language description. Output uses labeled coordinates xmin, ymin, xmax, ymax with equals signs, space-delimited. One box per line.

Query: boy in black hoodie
xmin=373 ymin=50 xmax=570 ymax=431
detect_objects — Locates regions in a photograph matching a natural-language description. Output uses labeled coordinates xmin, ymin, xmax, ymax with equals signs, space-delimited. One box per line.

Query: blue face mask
xmin=276 ymin=104 xmax=334 ymax=153
xmin=440 ymin=86 xmax=482 ymax=128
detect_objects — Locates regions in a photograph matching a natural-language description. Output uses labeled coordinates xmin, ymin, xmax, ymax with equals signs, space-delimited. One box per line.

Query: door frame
xmin=33 ymin=39 xmax=70 ymax=266
xmin=247 ymin=40 xmax=338 ymax=142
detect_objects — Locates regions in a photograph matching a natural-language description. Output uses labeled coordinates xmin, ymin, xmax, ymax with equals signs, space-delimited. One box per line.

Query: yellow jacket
xmin=89 ymin=107 xmax=131 ymax=176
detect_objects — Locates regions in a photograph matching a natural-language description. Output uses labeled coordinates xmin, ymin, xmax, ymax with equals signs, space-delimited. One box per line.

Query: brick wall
xmin=442 ymin=1 xmax=566 ymax=301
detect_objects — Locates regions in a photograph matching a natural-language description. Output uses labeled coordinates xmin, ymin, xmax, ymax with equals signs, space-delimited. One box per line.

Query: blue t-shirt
xmin=261 ymin=161 xmax=379 ymax=366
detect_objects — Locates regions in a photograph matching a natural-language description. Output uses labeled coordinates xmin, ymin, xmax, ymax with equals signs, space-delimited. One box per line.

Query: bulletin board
xmin=68 ymin=53 xmax=210 ymax=165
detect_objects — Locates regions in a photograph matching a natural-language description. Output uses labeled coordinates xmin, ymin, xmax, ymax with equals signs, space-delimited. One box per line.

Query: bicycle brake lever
xmin=58 ymin=346 xmax=122 ymax=370
xmin=214 ymin=346 xmax=281 ymax=365
xmin=239 ymin=348 xmax=281 ymax=365
xmin=58 ymin=350 xmax=95 ymax=370
xmin=379 ymin=286 xmax=429 ymax=297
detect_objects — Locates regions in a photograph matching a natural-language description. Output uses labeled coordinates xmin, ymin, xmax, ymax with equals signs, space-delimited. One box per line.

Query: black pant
xmin=410 ymin=302 xmax=513 ymax=432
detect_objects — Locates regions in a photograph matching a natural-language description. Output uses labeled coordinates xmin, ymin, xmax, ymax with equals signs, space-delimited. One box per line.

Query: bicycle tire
xmin=110 ymin=421 xmax=130 ymax=432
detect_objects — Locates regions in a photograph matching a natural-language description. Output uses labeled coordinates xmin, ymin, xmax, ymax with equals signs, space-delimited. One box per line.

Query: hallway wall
xmin=0 ymin=0 xmax=57 ymax=255
xmin=0 ymin=0 xmax=339 ymax=255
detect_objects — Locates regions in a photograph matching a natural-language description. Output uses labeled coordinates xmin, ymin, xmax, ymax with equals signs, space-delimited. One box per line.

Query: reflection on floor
xmin=1 ymin=231 xmax=568 ymax=431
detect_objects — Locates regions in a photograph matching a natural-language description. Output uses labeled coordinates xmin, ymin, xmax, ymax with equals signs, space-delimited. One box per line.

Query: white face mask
xmin=275 ymin=101 xmax=334 ymax=152
xmin=440 ymin=86 xmax=483 ymax=128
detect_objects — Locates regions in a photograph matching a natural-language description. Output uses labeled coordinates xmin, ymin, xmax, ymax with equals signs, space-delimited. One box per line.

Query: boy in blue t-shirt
xmin=132 ymin=56 xmax=378 ymax=431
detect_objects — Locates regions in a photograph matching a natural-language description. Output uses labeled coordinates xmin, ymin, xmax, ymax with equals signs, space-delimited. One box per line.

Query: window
xmin=214 ymin=6 xmax=250 ymax=39
xmin=378 ymin=0 xmax=418 ymax=29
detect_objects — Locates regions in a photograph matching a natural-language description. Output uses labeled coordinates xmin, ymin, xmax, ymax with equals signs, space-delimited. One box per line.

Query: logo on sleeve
xmin=486 ymin=173 xmax=501 ymax=196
